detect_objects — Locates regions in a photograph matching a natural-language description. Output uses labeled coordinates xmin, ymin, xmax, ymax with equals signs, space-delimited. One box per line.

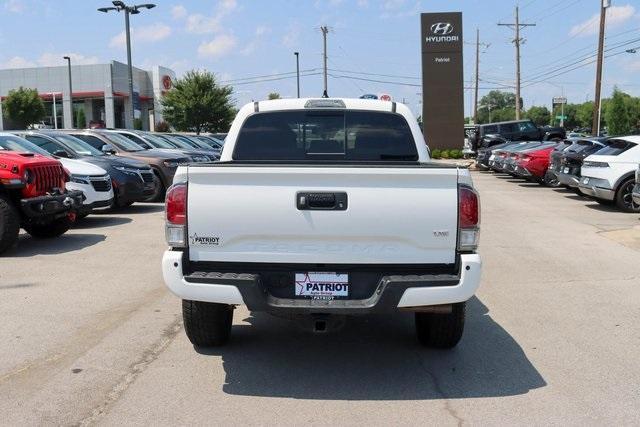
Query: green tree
xmin=575 ymin=101 xmax=594 ymax=128
xmin=623 ymin=95 xmax=640 ymax=130
xmin=267 ymin=92 xmax=281 ymax=100
xmin=477 ymin=91 xmax=516 ymax=123
xmin=161 ymin=70 xmax=235 ymax=134
xmin=605 ymin=88 xmax=631 ymax=135
xmin=525 ymin=106 xmax=550 ymax=126
xmin=75 ymin=107 xmax=86 ymax=128
xmin=3 ymin=87 xmax=46 ymax=129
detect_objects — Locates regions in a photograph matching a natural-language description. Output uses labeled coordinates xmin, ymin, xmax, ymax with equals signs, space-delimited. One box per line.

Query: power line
xmin=221 ymin=69 xmax=320 ymax=83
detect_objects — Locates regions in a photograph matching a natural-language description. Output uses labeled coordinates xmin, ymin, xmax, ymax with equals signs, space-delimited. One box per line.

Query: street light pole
xmin=98 ymin=2 xmax=156 ymax=129
xmin=63 ymin=56 xmax=73 ymax=128
xmin=294 ymin=52 xmax=300 ymax=98
xmin=124 ymin=8 xmax=135 ymax=129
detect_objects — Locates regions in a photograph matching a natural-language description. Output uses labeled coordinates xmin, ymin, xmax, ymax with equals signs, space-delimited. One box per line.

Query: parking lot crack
xmin=75 ymin=316 xmax=182 ymax=427
xmin=413 ymin=351 xmax=465 ymax=426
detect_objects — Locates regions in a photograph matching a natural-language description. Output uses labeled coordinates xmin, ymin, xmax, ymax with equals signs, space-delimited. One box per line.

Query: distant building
xmin=0 ymin=60 xmax=175 ymax=130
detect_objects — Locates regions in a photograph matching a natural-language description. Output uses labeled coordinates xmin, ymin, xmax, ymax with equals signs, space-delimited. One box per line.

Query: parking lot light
xmin=97 ymin=2 xmax=156 ymax=130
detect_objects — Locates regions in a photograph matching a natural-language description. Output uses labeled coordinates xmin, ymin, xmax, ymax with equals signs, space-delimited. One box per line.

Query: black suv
xmin=468 ymin=120 xmax=565 ymax=152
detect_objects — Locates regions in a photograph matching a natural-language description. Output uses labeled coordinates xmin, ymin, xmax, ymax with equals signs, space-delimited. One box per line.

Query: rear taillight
xmin=165 ymin=182 xmax=187 ymax=247
xmin=458 ymin=185 xmax=480 ymax=251
xmin=521 ymin=154 xmax=532 ymax=161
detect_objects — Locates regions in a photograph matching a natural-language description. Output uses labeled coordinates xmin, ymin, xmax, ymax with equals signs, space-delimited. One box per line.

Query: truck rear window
xmin=233 ymin=110 xmax=418 ymax=161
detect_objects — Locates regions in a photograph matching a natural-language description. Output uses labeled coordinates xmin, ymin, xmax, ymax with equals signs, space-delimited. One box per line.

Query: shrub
xmin=155 ymin=120 xmax=170 ymax=132
xmin=431 ymin=148 xmax=441 ymax=159
xmin=440 ymin=150 xmax=450 ymax=159
xmin=449 ymin=149 xmax=463 ymax=159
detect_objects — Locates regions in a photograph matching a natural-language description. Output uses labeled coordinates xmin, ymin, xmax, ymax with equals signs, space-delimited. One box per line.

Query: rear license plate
xmin=295 ymin=272 xmax=349 ymax=300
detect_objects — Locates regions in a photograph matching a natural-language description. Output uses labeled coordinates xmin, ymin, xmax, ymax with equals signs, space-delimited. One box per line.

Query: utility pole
xmin=472 ymin=28 xmax=490 ymax=124
xmin=592 ymin=0 xmax=609 ymax=136
xmin=498 ymin=6 xmax=535 ymax=120
xmin=321 ymin=26 xmax=329 ymax=97
xmin=294 ymin=52 xmax=300 ymax=98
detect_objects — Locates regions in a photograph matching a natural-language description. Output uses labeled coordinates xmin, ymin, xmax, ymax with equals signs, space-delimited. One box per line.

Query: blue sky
xmin=1 ymin=0 xmax=639 ymax=117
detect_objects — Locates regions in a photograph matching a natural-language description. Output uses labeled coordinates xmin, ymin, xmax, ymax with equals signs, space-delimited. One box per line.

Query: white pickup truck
xmin=162 ymin=98 xmax=482 ymax=349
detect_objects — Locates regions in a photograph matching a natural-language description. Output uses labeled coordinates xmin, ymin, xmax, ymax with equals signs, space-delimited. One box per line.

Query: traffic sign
xmin=379 ymin=94 xmax=392 ymax=101
xmin=552 ymin=97 xmax=567 ymax=104
xmin=556 ymin=115 xmax=567 ymax=120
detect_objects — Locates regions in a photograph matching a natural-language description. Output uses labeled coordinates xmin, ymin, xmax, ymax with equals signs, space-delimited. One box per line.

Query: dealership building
xmin=0 ymin=60 xmax=175 ymax=131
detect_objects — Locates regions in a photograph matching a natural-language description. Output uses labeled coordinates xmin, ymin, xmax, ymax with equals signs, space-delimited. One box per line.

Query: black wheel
xmin=143 ymin=172 xmax=165 ymax=203
xmin=615 ymin=178 xmax=640 ymax=213
xmin=76 ymin=212 xmax=90 ymax=220
xmin=415 ymin=302 xmax=465 ymax=349
xmin=24 ymin=216 xmax=71 ymax=239
xmin=0 ymin=196 xmax=20 ymax=255
xmin=543 ymin=171 xmax=560 ymax=187
xmin=182 ymin=300 xmax=234 ymax=347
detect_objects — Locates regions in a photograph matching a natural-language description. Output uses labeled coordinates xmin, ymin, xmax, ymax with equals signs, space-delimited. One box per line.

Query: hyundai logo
xmin=430 ymin=22 xmax=453 ymax=36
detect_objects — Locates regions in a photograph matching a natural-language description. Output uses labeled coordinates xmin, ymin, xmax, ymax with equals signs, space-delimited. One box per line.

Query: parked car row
xmin=0 ymin=129 xmax=223 ymax=254
xmin=478 ymin=135 xmax=640 ymax=213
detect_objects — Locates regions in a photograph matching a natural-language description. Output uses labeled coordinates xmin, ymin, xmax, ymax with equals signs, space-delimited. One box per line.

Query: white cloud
xmin=282 ymin=23 xmax=301 ymax=48
xmin=186 ymin=13 xmax=221 ymax=34
xmin=198 ymin=34 xmax=237 ymax=59
xmin=37 ymin=52 xmax=100 ymax=66
xmin=2 ymin=53 xmax=100 ymax=69
xmin=3 ymin=56 xmax=35 ymax=68
xmin=569 ymin=5 xmax=636 ymax=37
xmin=109 ymin=23 xmax=172 ymax=48
xmin=171 ymin=4 xmax=187 ymax=19
xmin=3 ymin=0 xmax=23 ymax=13
xmin=184 ymin=0 xmax=237 ymax=34
xmin=255 ymin=25 xmax=271 ymax=36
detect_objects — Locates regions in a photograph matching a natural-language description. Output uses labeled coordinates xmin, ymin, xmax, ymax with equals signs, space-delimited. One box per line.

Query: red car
xmin=514 ymin=142 xmax=559 ymax=183
xmin=0 ymin=138 xmax=83 ymax=254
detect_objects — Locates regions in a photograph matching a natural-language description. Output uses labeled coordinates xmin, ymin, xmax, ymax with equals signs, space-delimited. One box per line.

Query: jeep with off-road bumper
xmin=0 ymin=147 xmax=83 ymax=254
xmin=162 ymin=98 xmax=482 ymax=348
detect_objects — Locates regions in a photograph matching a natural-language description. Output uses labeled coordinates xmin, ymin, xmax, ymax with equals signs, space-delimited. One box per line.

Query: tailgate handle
xmin=297 ymin=192 xmax=347 ymax=211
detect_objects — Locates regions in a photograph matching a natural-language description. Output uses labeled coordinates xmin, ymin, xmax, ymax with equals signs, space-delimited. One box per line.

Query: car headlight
xmin=70 ymin=174 xmax=91 ymax=185
xmin=583 ymin=161 xmax=609 ymax=168
xmin=114 ymin=166 xmax=139 ymax=175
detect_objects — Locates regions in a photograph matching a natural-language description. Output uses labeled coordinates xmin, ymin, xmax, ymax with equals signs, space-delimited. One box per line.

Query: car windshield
xmin=0 ymin=134 xmax=52 ymax=156
xmin=99 ymin=132 xmax=145 ymax=152
xmin=173 ymin=135 xmax=203 ymax=149
xmin=51 ymin=133 xmax=105 ymax=156
xmin=140 ymin=133 xmax=176 ymax=149
xmin=234 ymin=110 xmax=418 ymax=161
xmin=162 ymin=134 xmax=194 ymax=149
xmin=197 ymin=136 xmax=223 ymax=148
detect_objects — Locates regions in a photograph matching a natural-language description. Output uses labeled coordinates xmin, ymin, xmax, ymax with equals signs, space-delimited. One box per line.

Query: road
xmin=1 ymin=172 xmax=639 ymax=426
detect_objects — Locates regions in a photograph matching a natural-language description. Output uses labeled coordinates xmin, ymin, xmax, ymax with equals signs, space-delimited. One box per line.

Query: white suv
xmin=578 ymin=135 xmax=640 ymax=212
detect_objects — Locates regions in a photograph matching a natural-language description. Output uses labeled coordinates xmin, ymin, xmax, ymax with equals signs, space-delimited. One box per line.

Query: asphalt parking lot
xmin=1 ymin=171 xmax=639 ymax=425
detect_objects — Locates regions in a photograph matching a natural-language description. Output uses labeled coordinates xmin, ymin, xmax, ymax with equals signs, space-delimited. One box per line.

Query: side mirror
xmin=53 ymin=149 xmax=70 ymax=158
xmin=102 ymin=144 xmax=117 ymax=154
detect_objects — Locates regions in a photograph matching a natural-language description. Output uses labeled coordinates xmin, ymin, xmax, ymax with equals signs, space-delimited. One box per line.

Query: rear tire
xmin=543 ymin=171 xmax=560 ymax=187
xmin=182 ymin=300 xmax=233 ymax=347
xmin=0 ymin=196 xmax=20 ymax=254
xmin=415 ymin=302 xmax=465 ymax=349
xmin=144 ymin=172 xmax=165 ymax=203
xmin=24 ymin=216 xmax=71 ymax=239
xmin=615 ymin=178 xmax=640 ymax=213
